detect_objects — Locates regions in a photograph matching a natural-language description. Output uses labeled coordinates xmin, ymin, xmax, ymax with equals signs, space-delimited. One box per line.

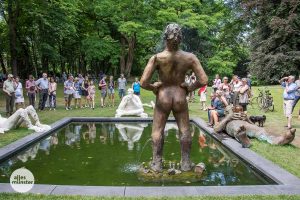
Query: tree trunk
xmin=7 ymin=0 xmax=18 ymax=76
xmin=125 ymin=35 xmax=136 ymax=77
xmin=0 ymin=53 xmax=7 ymax=74
xmin=120 ymin=36 xmax=126 ymax=75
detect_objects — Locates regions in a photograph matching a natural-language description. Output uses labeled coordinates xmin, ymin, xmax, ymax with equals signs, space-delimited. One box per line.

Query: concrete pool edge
xmin=0 ymin=117 xmax=299 ymax=196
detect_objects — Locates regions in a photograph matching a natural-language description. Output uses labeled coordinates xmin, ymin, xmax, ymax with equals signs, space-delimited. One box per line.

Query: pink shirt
xmin=26 ymin=80 xmax=36 ymax=93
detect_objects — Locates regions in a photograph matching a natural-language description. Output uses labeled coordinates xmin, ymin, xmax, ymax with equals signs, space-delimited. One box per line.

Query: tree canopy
xmin=0 ymin=0 xmax=299 ymax=83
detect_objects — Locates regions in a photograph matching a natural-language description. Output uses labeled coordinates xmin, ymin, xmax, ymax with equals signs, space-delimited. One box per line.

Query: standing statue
xmin=0 ymin=105 xmax=51 ymax=133
xmin=214 ymin=105 xmax=296 ymax=147
xmin=140 ymin=23 xmax=208 ymax=172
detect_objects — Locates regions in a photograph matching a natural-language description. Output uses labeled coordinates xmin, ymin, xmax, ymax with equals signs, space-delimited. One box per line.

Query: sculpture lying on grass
xmin=0 ymin=105 xmax=51 ymax=134
xmin=214 ymin=105 xmax=296 ymax=147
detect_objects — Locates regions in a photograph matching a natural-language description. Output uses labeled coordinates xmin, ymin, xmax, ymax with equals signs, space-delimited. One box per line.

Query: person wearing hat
xmin=3 ymin=74 xmax=16 ymax=116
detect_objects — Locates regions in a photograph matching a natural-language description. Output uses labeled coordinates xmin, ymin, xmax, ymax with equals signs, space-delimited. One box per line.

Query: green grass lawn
xmin=0 ymin=84 xmax=300 ymax=199
xmin=0 ymin=193 xmax=299 ymax=200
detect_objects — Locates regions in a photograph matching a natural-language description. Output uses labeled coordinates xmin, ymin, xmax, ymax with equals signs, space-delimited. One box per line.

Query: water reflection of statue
xmin=17 ymin=143 xmax=40 ymax=162
xmin=0 ymin=105 xmax=51 ymax=133
xmin=140 ymin=23 xmax=208 ymax=172
xmin=214 ymin=105 xmax=296 ymax=147
xmin=115 ymin=88 xmax=148 ymax=118
xmin=116 ymin=123 xmax=148 ymax=151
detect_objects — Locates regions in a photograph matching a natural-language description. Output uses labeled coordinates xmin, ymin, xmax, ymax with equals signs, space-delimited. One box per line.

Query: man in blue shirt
xmin=36 ymin=73 xmax=49 ymax=111
xmin=279 ymin=75 xmax=297 ymax=129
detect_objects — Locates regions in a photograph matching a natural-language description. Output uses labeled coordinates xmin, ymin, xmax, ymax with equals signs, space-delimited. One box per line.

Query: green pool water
xmin=0 ymin=122 xmax=275 ymax=186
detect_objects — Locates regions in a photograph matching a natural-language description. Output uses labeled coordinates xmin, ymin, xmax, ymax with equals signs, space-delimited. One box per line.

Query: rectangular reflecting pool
xmin=0 ymin=122 xmax=276 ymax=186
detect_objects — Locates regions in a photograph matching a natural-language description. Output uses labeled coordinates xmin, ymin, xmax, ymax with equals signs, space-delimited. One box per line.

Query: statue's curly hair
xmin=163 ymin=23 xmax=182 ymax=41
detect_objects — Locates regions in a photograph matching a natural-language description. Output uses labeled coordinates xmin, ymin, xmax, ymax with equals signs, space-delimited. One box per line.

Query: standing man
xmin=26 ymin=75 xmax=36 ymax=108
xmin=36 ymin=73 xmax=49 ymax=111
xmin=140 ymin=23 xmax=208 ymax=172
xmin=279 ymin=76 xmax=297 ymax=129
xmin=118 ymin=73 xmax=127 ymax=99
xmin=292 ymin=75 xmax=300 ymax=118
xmin=3 ymin=74 xmax=16 ymax=116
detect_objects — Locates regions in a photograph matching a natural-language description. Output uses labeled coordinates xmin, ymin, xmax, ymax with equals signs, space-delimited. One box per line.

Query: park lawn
xmin=0 ymin=84 xmax=299 ymax=181
xmin=0 ymin=193 xmax=300 ymax=200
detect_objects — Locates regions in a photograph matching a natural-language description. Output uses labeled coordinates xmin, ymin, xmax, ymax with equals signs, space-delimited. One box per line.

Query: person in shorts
xmin=99 ymin=75 xmax=107 ymax=108
xmin=108 ymin=76 xmax=115 ymax=107
xmin=73 ymin=77 xmax=82 ymax=108
xmin=279 ymin=75 xmax=297 ymax=129
xmin=64 ymin=75 xmax=75 ymax=110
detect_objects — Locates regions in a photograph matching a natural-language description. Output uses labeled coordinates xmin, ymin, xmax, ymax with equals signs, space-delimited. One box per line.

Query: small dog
xmin=249 ymin=115 xmax=266 ymax=127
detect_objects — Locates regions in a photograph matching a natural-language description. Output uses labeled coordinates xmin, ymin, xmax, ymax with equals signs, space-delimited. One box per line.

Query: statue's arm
xmin=140 ymin=55 xmax=161 ymax=92
xmin=188 ymin=55 xmax=208 ymax=92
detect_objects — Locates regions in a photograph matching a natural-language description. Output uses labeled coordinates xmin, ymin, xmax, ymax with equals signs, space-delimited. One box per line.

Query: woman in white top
xmin=212 ymin=74 xmax=221 ymax=92
xmin=218 ymin=77 xmax=231 ymax=104
xmin=14 ymin=76 xmax=25 ymax=110
xmin=230 ymin=75 xmax=242 ymax=106
xmin=239 ymin=78 xmax=250 ymax=114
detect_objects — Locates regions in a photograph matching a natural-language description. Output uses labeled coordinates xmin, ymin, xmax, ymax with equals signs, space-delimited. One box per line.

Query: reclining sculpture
xmin=214 ymin=105 xmax=296 ymax=147
xmin=0 ymin=105 xmax=51 ymax=134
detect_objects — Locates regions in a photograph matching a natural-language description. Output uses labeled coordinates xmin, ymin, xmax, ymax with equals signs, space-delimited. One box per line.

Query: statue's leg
xmin=244 ymin=122 xmax=296 ymax=145
xmin=151 ymin=106 xmax=170 ymax=172
xmin=25 ymin=105 xmax=41 ymax=125
xmin=173 ymin=108 xmax=194 ymax=171
xmin=226 ymin=121 xmax=251 ymax=148
xmin=214 ymin=112 xmax=234 ymax=133
xmin=5 ymin=108 xmax=33 ymax=130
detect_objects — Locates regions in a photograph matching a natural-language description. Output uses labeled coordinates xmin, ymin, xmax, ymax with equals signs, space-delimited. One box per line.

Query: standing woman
xmin=48 ymin=77 xmax=57 ymax=111
xmin=108 ymin=76 xmax=115 ymax=107
xmin=239 ymin=78 xmax=250 ymax=114
xmin=132 ymin=77 xmax=141 ymax=96
xmin=99 ymin=75 xmax=107 ymax=108
xmin=88 ymin=80 xmax=96 ymax=109
xmin=219 ymin=77 xmax=231 ymax=104
xmin=26 ymin=75 xmax=36 ymax=108
xmin=73 ymin=78 xmax=82 ymax=108
xmin=14 ymin=76 xmax=25 ymax=110
xmin=81 ymin=76 xmax=90 ymax=108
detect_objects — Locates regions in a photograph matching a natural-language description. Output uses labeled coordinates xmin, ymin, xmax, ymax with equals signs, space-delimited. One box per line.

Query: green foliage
xmin=243 ymin=0 xmax=300 ymax=83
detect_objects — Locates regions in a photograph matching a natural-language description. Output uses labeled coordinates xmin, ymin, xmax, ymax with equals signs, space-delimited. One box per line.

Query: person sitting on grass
xmin=99 ymin=75 xmax=107 ymax=108
xmin=88 ymin=80 xmax=96 ymax=110
xmin=207 ymin=90 xmax=228 ymax=127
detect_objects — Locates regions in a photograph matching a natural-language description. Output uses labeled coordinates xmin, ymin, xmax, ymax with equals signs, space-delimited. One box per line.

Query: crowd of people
xmin=2 ymin=72 xmax=141 ymax=115
xmin=194 ymin=73 xmax=300 ymax=130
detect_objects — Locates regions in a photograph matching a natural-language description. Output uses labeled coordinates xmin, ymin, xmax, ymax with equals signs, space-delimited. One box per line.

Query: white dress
xmin=15 ymin=83 xmax=25 ymax=103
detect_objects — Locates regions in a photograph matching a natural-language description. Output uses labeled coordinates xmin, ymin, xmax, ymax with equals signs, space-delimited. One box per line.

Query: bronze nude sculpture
xmin=140 ymin=23 xmax=208 ymax=172
xmin=214 ymin=105 xmax=296 ymax=147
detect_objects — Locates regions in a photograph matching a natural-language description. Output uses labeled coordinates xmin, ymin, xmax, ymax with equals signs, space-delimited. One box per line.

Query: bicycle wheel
xmin=269 ymin=101 xmax=275 ymax=112
xmin=256 ymin=96 xmax=264 ymax=109
xmin=249 ymin=97 xmax=258 ymax=109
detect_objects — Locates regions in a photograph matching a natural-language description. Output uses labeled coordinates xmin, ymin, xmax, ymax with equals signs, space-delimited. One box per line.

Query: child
xmin=88 ymin=80 xmax=96 ymax=109
xmin=198 ymin=85 xmax=207 ymax=110
xmin=48 ymin=77 xmax=57 ymax=110
xmin=108 ymin=76 xmax=115 ymax=107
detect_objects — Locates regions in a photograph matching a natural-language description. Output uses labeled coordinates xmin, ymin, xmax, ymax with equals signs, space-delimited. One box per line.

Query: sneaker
xmin=65 ymin=107 xmax=69 ymax=110
xmin=49 ymin=108 xmax=52 ymax=111
xmin=68 ymin=107 xmax=72 ymax=110
xmin=53 ymin=108 xmax=56 ymax=111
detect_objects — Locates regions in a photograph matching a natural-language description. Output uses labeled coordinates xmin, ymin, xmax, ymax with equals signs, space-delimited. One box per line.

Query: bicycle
xmin=250 ymin=88 xmax=274 ymax=112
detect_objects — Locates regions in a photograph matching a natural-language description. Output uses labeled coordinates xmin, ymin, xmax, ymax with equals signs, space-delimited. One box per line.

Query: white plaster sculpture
xmin=17 ymin=143 xmax=40 ymax=162
xmin=116 ymin=123 xmax=148 ymax=150
xmin=0 ymin=105 xmax=51 ymax=134
xmin=115 ymin=88 xmax=148 ymax=118
xmin=143 ymin=101 xmax=155 ymax=109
